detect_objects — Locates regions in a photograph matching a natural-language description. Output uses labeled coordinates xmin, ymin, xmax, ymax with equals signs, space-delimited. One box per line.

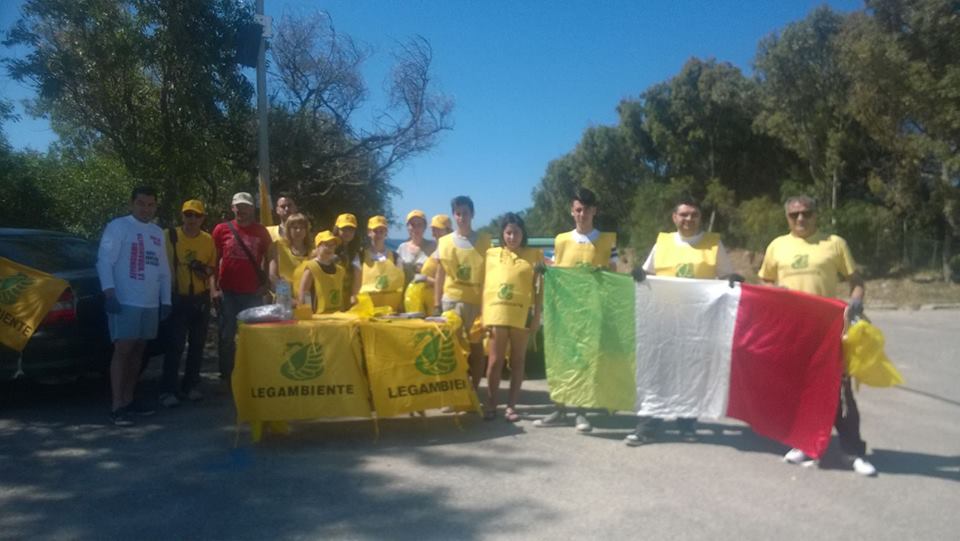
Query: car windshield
xmin=0 ymin=236 xmax=98 ymax=273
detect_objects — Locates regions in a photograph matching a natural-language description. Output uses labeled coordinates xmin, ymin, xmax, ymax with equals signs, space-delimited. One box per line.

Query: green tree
xmin=754 ymin=6 xmax=858 ymax=219
xmin=268 ymin=11 xmax=453 ymax=225
xmin=840 ymin=0 xmax=960 ymax=281
xmin=5 ymin=0 xmax=256 ymax=223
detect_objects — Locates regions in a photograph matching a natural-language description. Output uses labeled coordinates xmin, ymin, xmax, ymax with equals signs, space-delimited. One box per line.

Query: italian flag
xmin=635 ymin=276 xmax=844 ymax=459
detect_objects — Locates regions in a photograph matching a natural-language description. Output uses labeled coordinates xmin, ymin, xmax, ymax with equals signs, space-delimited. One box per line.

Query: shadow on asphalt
xmin=852 ymin=448 xmax=959 ymax=482
xmin=0 ymin=375 xmax=555 ymax=539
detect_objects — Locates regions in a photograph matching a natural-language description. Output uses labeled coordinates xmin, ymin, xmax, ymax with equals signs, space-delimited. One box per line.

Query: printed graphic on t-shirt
xmin=791 ymin=254 xmax=809 ymax=270
xmin=226 ymin=233 xmax=263 ymax=261
xmin=676 ymin=263 xmax=694 ymax=278
xmin=128 ymin=233 xmax=162 ymax=281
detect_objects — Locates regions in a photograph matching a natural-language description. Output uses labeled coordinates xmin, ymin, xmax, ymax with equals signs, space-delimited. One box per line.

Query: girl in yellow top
xmin=482 ymin=213 xmax=543 ymax=422
xmin=269 ymin=213 xmax=311 ymax=300
xmin=298 ymin=231 xmax=345 ymax=314
xmin=356 ymin=215 xmax=405 ymax=312
xmin=333 ymin=213 xmax=362 ymax=307
xmin=404 ymin=213 xmax=452 ymax=313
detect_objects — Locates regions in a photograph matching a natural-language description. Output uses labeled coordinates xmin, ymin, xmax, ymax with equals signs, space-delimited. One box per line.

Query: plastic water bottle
xmin=276 ymin=279 xmax=292 ymax=310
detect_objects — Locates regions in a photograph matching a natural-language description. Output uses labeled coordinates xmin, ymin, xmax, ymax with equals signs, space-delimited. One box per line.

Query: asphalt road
xmin=0 ymin=310 xmax=957 ymax=540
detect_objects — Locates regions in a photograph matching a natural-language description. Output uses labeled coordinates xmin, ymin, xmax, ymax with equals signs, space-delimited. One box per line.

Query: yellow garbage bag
xmin=842 ymin=320 xmax=904 ymax=387
xmin=403 ymin=281 xmax=433 ymax=314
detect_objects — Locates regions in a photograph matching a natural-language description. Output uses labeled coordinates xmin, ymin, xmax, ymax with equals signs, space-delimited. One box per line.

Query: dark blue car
xmin=0 ymin=229 xmax=112 ymax=380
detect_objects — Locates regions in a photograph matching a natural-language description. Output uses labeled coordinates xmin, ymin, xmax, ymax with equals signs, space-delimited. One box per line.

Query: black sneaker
xmin=110 ymin=409 xmax=135 ymax=427
xmin=125 ymin=401 xmax=156 ymax=416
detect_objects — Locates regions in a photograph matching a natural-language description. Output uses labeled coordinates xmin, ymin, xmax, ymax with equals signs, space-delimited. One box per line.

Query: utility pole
xmin=256 ymin=0 xmax=271 ymax=225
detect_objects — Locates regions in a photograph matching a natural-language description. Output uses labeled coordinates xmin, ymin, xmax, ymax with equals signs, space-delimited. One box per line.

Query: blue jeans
xmin=218 ymin=291 xmax=262 ymax=379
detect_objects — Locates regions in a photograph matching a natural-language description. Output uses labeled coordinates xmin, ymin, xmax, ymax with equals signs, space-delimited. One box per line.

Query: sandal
xmin=482 ymin=409 xmax=497 ymax=421
xmin=504 ymin=407 xmax=521 ymax=423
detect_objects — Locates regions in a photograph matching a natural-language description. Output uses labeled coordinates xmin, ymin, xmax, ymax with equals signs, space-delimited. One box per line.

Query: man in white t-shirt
xmin=96 ymin=186 xmax=172 ymax=426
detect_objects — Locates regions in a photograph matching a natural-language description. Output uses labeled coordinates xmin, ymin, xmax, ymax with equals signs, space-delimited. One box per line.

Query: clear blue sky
xmin=1 ymin=0 xmax=863 ymax=236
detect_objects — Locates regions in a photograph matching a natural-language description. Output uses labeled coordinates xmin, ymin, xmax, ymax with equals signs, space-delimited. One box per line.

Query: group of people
xmin=95 ymin=185 xmax=876 ymax=476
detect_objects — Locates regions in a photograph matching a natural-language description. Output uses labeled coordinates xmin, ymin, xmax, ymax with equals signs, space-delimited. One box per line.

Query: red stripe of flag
xmin=727 ymin=284 xmax=845 ymax=459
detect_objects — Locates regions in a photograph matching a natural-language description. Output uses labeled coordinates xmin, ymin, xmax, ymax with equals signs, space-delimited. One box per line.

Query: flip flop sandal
xmin=504 ymin=408 xmax=521 ymax=423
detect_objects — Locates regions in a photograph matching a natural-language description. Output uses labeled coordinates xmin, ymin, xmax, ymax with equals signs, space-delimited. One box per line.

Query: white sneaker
xmin=574 ymin=414 xmax=592 ymax=433
xmin=853 ymin=457 xmax=877 ymax=477
xmin=159 ymin=393 xmax=180 ymax=408
xmin=783 ymin=448 xmax=809 ymax=464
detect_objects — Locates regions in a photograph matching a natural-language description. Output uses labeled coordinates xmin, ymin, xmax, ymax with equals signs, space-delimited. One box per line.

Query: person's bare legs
xmin=111 ymin=339 xmax=142 ymax=411
xmin=506 ymin=327 xmax=530 ymax=412
xmin=485 ymin=327 xmax=510 ymax=412
xmin=469 ymin=342 xmax=485 ymax=392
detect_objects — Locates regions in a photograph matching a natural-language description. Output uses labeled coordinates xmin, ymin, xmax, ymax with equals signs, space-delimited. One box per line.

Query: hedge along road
xmin=0 ymin=310 xmax=956 ymax=540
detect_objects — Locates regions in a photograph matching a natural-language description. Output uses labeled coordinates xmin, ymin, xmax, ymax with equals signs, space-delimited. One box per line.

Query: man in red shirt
xmin=212 ymin=192 xmax=272 ymax=380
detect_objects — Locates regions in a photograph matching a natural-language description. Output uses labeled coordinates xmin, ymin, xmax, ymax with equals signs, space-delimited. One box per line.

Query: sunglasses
xmin=788 ymin=211 xmax=815 ymax=219
xmin=182 ymin=212 xmax=202 ymax=218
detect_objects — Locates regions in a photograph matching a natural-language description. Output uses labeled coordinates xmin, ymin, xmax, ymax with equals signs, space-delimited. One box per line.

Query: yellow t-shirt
xmin=653 ymin=232 xmax=720 ymax=279
xmin=482 ymin=247 xmax=543 ymax=329
xmin=759 ymin=232 xmax=857 ymax=298
xmin=166 ymin=228 xmax=215 ymax=296
xmin=436 ymin=232 xmax=491 ymax=305
xmin=553 ymin=230 xmax=616 ymax=268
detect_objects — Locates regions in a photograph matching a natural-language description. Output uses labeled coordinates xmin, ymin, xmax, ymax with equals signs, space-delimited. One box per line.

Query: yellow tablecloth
xmin=232 ymin=318 xmax=371 ymax=423
xmin=360 ymin=319 xmax=480 ymax=417
xmin=232 ymin=316 xmax=480 ymax=427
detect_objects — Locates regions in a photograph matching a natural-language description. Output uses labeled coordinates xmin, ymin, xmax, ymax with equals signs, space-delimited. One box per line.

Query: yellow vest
xmin=653 ymin=232 xmax=721 ymax=279
xmin=304 ymin=260 xmax=345 ymax=314
xmin=553 ymin=231 xmax=616 ymax=268
xmin=166 ymin=228 xmax=215 ymax=296
xmin=420 ymin=252 xmax=439 ymax=279
xmin=437 ymin=232 xmax=491 ymax=305
xmin=275 ymin=239 xmax=310 ymax=298
xmin=359 ymin=250 xmax=405 ymax=312
xmin=482 ymin=247 xmax=542 ymax=329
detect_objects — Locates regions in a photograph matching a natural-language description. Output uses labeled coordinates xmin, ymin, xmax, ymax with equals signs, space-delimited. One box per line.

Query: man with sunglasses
xmin=759 ymin=195 xmax=877 ymax=476
xmin=159 ymin=200 xmax=216 ymax=407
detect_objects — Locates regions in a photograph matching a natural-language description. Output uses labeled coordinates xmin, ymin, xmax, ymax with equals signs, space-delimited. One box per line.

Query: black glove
xmin=631 ymin=267 xmax=646 ymax=283
xmin=104 ymin=296 xmax=122 ymax=314
xmin=724 ymin=273 xmax=745 ymax=288
xmin=847 ymin=297 xmax=864 ymax=321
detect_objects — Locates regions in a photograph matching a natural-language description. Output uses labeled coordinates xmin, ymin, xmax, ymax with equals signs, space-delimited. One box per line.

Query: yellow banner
xmin=258 ymin=177 xmax=273 ymax=226
xmin=360 ymin=319 xmax=480 ymax=417
xmin=232 ymin=319 xmax=372 ymax=422
xmin=0 ymin=257 xmax=69 ymax=352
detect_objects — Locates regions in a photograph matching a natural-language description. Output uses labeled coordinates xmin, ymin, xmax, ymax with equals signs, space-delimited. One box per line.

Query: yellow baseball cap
xmin=181 ymin=199 xmax=205 ymax=215
xmin=406 ymin=209 xmax=426 ymax=224
xmin=335 ymin=213 xmax=358 ymax=229
xmin=314 ymin=230 xmax=341 ymax=247
xmin=430 ymin=214 xmax=451 ymax=230
xmin=367 ymin=215 xmax=389 ymax=230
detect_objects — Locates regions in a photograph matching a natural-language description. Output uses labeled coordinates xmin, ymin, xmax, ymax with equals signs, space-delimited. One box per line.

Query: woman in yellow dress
xmin=482 ymin=213 xmax=543 ymax=422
